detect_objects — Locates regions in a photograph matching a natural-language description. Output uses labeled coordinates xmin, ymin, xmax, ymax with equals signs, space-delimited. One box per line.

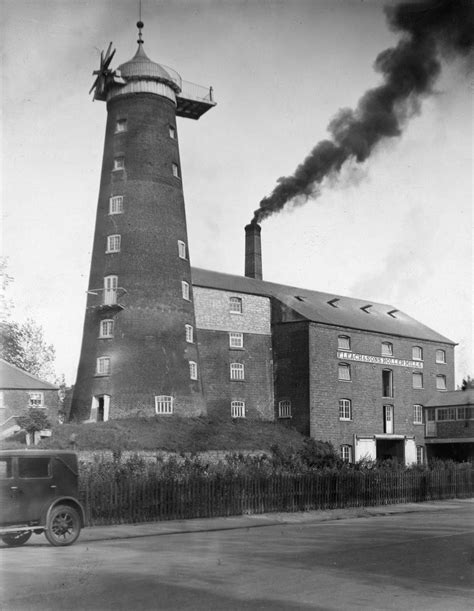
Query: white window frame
xmin=96 ymin=357 xmax=111 ymax=376
xmin=413 ymin=404 xmax=423 ymax=424
xmin=115 ymin=118 xmax=127 ymax=133
xmin=104 ymin=275 xmax=118 ymax=305
xmin=341 ymin=445 xmax=352 ymax=463
xmin=177 ymin=240 xmax=187 ymax=259
xmin=0 ymin=391 xmax=4 ymax=409
xmin=155 ymin=395 xmax=173 ymax=415
xmin=382 ymin=369 xmax=394 ymax=398
xmin=28 ymin=392 xmax=44 ymax=408
xmin=189 ymin=361 xmax=198 ymax=380
xmin=229 ymin=332 xmax=244 ymax=348
xmin=172 ymin=163 xmax=180 ymax=178
xmin=412 ymin=346 xmax=423 ymax=361
xmin=435 ymin=349 xmax=446 ymax=364
xmin=231 ymin=400 xmax=245 ymax=418
xmin=106 ymin=234 xmax=121 ymax=253
xmin=169 ymin=125 xmax=176 ymax=139
xmin=436 ymin=375 xmax=447 ymax=391
xmin=381 ymin=342 xmax=393 ymax=356
xmin=185 ymin=324 xmax=194 ymax=343
xmin=229 ymin=297 xmax=243 ymax=314
xmin=181 ymin=281 xmax=190 ymax=301
xmin=230 ymin=363 xmax=245 ymax=381
xmin=109 ymin=195 xmax=124 ymax=215
xmin=412 ymin=372 xmax=423 ymax=389
xmin=339 ymin=398 xmax=352 ymax=421
xmin=99 ymin=319 xmax=114 ymax=338
xmin=337 ymin=335 xmax=351 ymax=351
xmin=416 ymin=446 xmax=424 ymax=465
xmin=113 ymin=157 xmax=124 ymax=171
xmin=338 ymin=363 xmax=351 ymax=381
xmin=278 ymin=400 xmax=292 ymax=419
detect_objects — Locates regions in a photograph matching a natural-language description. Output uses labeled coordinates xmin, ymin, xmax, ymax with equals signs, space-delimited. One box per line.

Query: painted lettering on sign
xmin=337 ymin=351 xmax=423 ymax=369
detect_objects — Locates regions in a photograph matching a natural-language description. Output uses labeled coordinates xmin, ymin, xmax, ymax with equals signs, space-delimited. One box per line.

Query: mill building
xmin=71 ymin=24 xmax=464 ymax=464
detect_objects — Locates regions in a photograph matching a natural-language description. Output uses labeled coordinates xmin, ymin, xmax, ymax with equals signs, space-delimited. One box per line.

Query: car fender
xmin=42 ymin=497 xmax=86 ymax=528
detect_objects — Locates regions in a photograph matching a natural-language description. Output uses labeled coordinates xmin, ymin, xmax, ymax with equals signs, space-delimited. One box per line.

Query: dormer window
xmin=361 ymin=304 xmax=372 ymax=314
xmin=327 ymin=298 xmax=340 ymax=308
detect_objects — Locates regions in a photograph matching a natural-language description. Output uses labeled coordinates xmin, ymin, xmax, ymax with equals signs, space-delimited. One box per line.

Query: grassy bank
xmin=32 ymin=416 xmax=308 ymax=453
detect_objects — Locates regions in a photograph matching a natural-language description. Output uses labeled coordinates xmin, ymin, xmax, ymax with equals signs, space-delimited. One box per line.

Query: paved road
xmin=1 ymin=502 xmax=473 ymax=610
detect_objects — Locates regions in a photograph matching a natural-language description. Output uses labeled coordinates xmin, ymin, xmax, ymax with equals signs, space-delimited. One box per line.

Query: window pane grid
xmin=155 ymin=396 xmax=173 ymax=415
xmin=412 ymin=346 xmax=423 ymax=360
xmin=96 ymin=357 xmax=111 ymax=375
xmin=229 ymin=297 xmax=242 ymax=313
xmin=106 ymin=235 xmax=121 ymax=253
xmin=413 ymin=404 xmax=423 ymax=424
xmin=341 ymin=445 xmax=352 ymax=462
xmin=182 ymin=281 xmax=190 ymax=300
xmin=229 ymin=332 xmax=243 ymax=348
xmin=28 ymin=392 xmax=44 ymax=408
xmin=435 ymin=350 xmax=446 ymax=363
xmin=189 ymin=361 xmax=198 ymax=380
xmin=230 ymin=363 xmax=245 ymax=380
xmin=339 ymin=399 xmax=352 ymax=420
xmin=231 ymin=401 xmax=245 ymax=418
xmin=185 ymin=325 xmax=193 ymax=343
xmin=109 ymin=196 xmax=124 ymax=214
xmin=278 ymin=400 xmax=292 ymax=418
xmin=100 ymin=320 xmax=114 ymax=338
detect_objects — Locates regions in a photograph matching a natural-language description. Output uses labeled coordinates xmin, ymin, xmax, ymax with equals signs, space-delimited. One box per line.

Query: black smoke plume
xmin=252 ymin=0 xmax=473 ymax=224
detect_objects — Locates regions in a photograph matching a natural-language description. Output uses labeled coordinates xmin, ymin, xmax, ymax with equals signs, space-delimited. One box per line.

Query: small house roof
xmin=191 ymin=268 xmax=455 ymax=344
xmin=425 ymin=389 xmax=474 ymax=408
xmin=0 ymin=359 xmax=58 ymax=391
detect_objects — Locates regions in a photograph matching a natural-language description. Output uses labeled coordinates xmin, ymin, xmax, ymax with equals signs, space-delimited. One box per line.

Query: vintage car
xmin=0 ymin=449 xmax=85 ymax=547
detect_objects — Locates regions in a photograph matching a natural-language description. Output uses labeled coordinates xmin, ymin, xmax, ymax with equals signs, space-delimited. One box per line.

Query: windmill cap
xmin=117 ymin=44 xmax=181 ymax=93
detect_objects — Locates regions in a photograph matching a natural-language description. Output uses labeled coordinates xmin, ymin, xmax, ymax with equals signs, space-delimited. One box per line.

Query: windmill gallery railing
xmin=79 ymin=467 xmax=474 ymax=526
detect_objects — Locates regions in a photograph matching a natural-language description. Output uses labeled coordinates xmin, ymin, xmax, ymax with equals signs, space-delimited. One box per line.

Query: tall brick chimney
xmin=244 ymin=222 xmax=262 ymax=280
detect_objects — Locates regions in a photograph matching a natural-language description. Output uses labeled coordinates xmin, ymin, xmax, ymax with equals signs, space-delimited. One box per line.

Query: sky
xmin=1 ymin=0 xmax=472 ymax=385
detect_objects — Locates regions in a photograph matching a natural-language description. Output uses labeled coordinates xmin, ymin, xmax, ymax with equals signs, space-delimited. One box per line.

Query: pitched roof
xmin=191 ymin=268 xmax=455 ymax=344
xmin=425 ymin=389 xmax=474 ymax=408
xmin=0 ymin=359 xmax=58 ymax=391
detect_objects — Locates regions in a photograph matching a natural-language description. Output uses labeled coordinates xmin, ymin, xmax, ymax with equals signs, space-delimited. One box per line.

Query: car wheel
xmin=45 ymin=505 xmax=81 ymax=547
xmin=2 ymin=531 xmax=32 ymax=547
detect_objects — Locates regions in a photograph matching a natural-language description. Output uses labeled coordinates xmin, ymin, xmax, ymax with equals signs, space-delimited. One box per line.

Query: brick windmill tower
xmin=71 ymin=21 xmax=215 ymax=422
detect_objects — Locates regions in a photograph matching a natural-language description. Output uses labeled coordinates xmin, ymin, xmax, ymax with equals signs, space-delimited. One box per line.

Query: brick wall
xmin=197 ymin=328 xmax=274 ymax=420
xmin=307 ymin=323 xmax=455 ymax=452
xmin=272 ymin=322 xmax=310 ymax=436
xmin=194 ymin=287 xmax=271 ymax=334
xmin=0 ymin=389 xmax=60 ymax=436
xmin=71 ymin=93 xmax=205 ymax=421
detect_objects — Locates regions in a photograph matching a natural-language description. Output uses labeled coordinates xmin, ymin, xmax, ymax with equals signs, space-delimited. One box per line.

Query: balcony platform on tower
xmin=176 ymin=80 xmax=216 ymax=119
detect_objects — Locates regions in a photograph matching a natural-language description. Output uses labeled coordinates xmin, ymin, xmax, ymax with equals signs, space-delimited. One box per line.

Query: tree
xmin=0 ymin=318 xmax=57 ymax=383
xmin=16 ymin=409 xmax=51 ymax=435
xmin=462 ymin=376 xmax=474 ymax=390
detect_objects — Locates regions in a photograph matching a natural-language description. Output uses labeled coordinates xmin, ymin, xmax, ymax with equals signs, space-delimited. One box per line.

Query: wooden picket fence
xmin=79 ymin=467 xmax=474 ymax=526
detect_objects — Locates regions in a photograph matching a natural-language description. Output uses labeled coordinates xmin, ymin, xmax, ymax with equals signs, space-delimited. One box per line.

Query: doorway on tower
xmin=90 ymin=395 xmax=110 ymax=422
xmin=376 ymin=438 xmax=404 ymax=463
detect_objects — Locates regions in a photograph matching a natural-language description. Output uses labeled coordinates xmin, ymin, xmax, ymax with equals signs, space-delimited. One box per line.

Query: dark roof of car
xmin=0 ymin=359 xmax=58 ymax=390
xmin=191 ymin=268 xmax=455 ymax=344
xmin=425 ymin=389 xmax=474 ymax=408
